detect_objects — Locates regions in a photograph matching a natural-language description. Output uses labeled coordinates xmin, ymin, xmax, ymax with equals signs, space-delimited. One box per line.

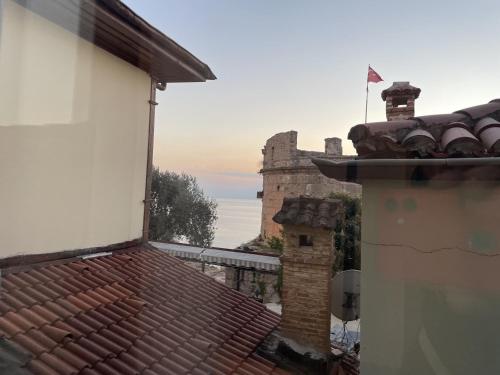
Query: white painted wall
xmin=361 ymin=179 xmax=500 ymax=374
xmin=0 ymin=1 xmax=151 ymax=256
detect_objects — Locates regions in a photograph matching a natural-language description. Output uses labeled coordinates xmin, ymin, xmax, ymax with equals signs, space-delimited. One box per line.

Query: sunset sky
xmin=126 ymin=0 xmax=500 ymax=199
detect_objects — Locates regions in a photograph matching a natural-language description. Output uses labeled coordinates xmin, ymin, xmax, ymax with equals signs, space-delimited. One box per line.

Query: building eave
xmin=15 ymin=0 xmax=216 ymax=83
xmin=312 ymin=157 xmax=500 ymax=183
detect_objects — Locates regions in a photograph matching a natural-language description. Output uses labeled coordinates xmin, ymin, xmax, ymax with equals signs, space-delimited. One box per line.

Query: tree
xmin=149 ymin=168 xmax=217 ymax=247
xmin=330 ymin=192 xmax=361 ymax=274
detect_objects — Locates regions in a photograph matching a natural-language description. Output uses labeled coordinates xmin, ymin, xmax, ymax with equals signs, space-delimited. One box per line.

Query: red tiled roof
xmin=0 ymin=246 xmax=287 ymax=374
xmin=348 ymin=99 xmax=500 ymax=158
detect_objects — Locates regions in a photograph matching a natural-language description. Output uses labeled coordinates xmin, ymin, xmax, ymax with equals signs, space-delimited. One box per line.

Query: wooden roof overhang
xmin=15 ymin=0 xmax=216 ymax=83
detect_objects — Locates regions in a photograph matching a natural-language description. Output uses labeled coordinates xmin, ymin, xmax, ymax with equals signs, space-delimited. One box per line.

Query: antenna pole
xmin=365 ymin=64 xmax=369 ymax=124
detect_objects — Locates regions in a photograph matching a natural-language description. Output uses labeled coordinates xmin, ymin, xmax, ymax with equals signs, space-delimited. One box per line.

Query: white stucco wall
xmin=0 ymin=1 xmax=151 ymax=257
xmin=361 ymin=179 xmax=500 ymax=374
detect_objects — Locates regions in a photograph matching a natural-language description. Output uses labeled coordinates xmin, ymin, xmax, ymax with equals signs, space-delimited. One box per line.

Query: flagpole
xmin=364 ymin=64 xmax=369 ymax=124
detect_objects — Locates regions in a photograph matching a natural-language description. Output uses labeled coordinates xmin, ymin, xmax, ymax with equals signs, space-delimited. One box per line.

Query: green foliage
xmin=267 ymin=235 xmax=284 ymax=253
xmin=330 ymin=192 xmax=361 ymax=274
xmin=274 ymin=266 xmax=283 ymax=297
xmin=149 ymin=167 xmax=218 ymax=247
xmin=257 ymin=280 xmax=267 ymax=298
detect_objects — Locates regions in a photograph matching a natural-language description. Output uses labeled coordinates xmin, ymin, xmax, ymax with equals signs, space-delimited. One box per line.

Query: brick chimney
xmin=272 ymin=197 xmax=343 ymax=360
xmin=325 ymin=137 xmax=342 ymax=156
xmin=381 ymin=81 xmax=421 ymax=121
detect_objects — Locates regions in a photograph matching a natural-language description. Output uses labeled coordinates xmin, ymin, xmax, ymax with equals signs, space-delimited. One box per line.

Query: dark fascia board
xmin=312 ymin=157 xmax=500 ymax=183
xmin=0 ymin=238 xmax=142 ymax=273
xmin=15 ymin=0 xmax=216 ymax=83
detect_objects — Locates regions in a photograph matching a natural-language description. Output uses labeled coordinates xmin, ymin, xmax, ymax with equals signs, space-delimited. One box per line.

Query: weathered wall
xmin=0 ymin=1 xmax=150 ymax=257
xmin=280 ymin=225 xmax=333 ymax=354
xmin=225 ymin=267 xmax=279 ymax=303
xmin=361 ymin=179 xmax=500 ymax=374
xmin=260 ymin=131 xmax=361 ymax=239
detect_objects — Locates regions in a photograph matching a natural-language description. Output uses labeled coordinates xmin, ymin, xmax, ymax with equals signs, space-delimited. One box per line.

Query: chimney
xmin=272 ymin=197 xmax=343 ymax=370
xmin=325 ymin=137 xmax=342 ymax=156
xmin=381 ymin=81 xmax=421 ymax=121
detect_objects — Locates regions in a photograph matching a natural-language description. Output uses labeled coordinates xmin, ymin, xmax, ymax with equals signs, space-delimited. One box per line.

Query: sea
xmin=212 ymin=198 xmax=262 ymax=249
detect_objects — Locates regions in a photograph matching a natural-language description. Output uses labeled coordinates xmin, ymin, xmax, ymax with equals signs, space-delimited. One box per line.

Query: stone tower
xmin=273 ymin=197 xmax=343 ymax=361
xmin=381 ymin=81 xmax=421 ymax=121
xmin=325 ymin=137 xmax=342 ymax=156
xmin=258 ymin=131 xmax=360 ymax=240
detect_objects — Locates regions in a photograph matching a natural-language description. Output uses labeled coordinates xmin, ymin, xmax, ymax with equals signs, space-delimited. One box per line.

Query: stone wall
xmin=225 ymin=267 xmax=279 ymax=303
xmin=280 ymin=225 xmax=333 ymax=354
xmin=259 ymin=131 xmax=361 ymax=239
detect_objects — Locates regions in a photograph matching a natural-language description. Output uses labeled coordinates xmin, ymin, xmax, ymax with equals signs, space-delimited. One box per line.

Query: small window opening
xmin=271 ymin=146 xmax=275 ymax=159
xmin=299 ymin=235 xmax=313 ymax=247
xmin=277 ymin=185 xmax=280 ymax=191
xmin=392 ymin=97 xmax=408 ymax=108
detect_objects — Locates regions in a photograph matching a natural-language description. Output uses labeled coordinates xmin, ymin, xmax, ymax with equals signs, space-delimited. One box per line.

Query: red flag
xmin=367 ymin=66 xmax=383 ymax=83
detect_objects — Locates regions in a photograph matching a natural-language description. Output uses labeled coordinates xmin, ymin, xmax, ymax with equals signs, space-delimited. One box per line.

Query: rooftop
xmin=20 ymin=0 xmax=215 ymax=83
xmin=313 ymin=98 xmax=500 ymax=182
xmin=349 ymin=99 xmax=500 ymax=159
xmin=0 ymin=245 xmax=288 ymax=374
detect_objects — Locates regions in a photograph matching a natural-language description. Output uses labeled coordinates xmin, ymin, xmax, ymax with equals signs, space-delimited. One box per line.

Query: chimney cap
xmin=272 ymin=196 xmax=344 ymax=230
xmin=382 ymin=81 xmax=421 ymax=101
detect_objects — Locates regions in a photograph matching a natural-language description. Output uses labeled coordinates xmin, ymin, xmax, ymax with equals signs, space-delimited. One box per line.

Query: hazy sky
xmin=125 ymin=0 xmax=500 ymax=199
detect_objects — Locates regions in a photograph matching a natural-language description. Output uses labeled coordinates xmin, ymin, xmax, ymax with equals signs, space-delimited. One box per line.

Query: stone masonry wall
xmin=280 ymin=226 xmax=333 ymax=354
xmin=260 ymin=131 xmax=361 ymax=239
xmin=225 ymin=267 xmax=279 ymax=303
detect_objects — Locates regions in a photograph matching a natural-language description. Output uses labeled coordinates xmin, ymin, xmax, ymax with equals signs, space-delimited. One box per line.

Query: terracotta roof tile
xmin=93 ymin=362 xmax=123 ymax=375
xmin=349 ymin=99 xmax=500 ymax=158
xmin=25 ymin=329 xmax=58 ymax=351
xmin=80 ymin=369 xmax=100 ymax=375
xmin=456 ymin=101 xmax=500 ymax=120
xmin=159 ymin=356 xmax=191 ymax=374
xmin=45 ymin=281 xmax=73 ymax=298
xmin=112 ymin=322 xmax=142 ymax=341
xmin=31 ymin=305 xmax=59 ymax=324
xmin=198 ymin=361 xmax=226 ymax=375
xmin=55 ymin=298 xmax=84 ymax=315
xmin=65 ymin=342 xmax=101 ymax=366
xmin=0 ymin=300 xmax=14 ymax=315
xmin=10 ymin=289 xmax=38 ymax=307
xmin=39 ymin=352 xmax=79 ymax=374
xmin=3 ymin=311 xmax=36 ymax=333
xmin=23 ymin=288 xmax=53 ymax=307
xmin=126 ymin=346 xmax=156 ymax=367
xmin=4 ymin=274 xmax=31 ymax=289
xmin=17 ymin=307 xmax=51 ymax=327
xmin=148 ymin=362 xmax=178 ymax=375
xmin=76 ymin=337 xmax=114 ymax=360
xmin=27 ymin=358 xmax=60 ymax=375
xmin=100 ymin=328 xmax=132 ymax=350
xmin=40 ymin=325 xmax=73 ymax=342
xmin=52 ymin=347 xmax=90 ymax=371
xmin=1 ymin=277 xmax=19 ymax=291
xmin=12 ymin=333 xmax=48 ymax=355
xmin=25 ymin=269 xmax=52 ymax=284
xmin=0 ymin=246 xmax=286 ymax=374
xmin=117 ymin=351 xmax=148 ymax=372
xmin=88 ymin=332 xmax=125 ymax=356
